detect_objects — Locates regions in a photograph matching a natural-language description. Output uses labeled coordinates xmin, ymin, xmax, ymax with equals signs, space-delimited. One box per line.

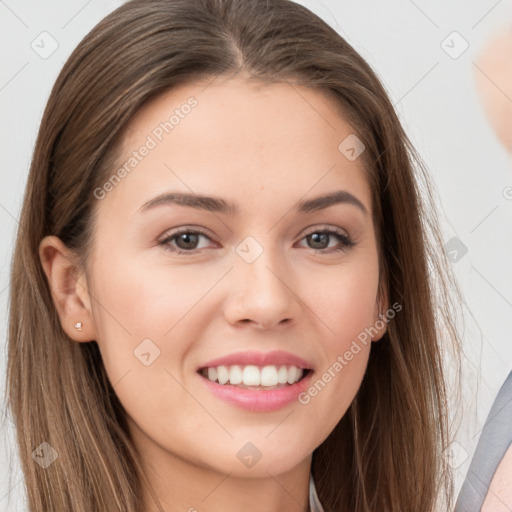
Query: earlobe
xmin=39 ymin=235 xmax=96 ymax=342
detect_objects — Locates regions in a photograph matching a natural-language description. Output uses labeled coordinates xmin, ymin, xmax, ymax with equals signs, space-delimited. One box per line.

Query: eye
xmin=297 ymin=226 xmax=355 ymax=253
xmin=158 ymin=227 xmax=216 ymax=254
xmin=158 ymin=225 xmax=356 ymax=255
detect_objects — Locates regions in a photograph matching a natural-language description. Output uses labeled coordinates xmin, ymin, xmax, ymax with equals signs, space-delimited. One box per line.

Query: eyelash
xmin=158 ymin=226 xmax=356 ymax=255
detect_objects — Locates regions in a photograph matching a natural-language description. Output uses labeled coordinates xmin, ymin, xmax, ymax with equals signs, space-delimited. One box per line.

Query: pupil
xmin=309 ymin=232 xmax=328 ymax=249
xmin=177 ymin=233 xmax=198 ymax=249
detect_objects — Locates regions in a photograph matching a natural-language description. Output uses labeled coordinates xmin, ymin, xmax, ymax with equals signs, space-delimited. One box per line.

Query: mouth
xmin=195 ymin=350 xmax=315 ymax=411
xmin=197 ymin=364 xmax=313 ymax=390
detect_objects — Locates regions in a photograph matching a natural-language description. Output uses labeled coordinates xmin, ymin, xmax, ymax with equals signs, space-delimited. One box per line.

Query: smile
xmin=199 ymin=364 xmax=308 ymax=388
xmin=197 ymin=366 xmax=314 ymax=412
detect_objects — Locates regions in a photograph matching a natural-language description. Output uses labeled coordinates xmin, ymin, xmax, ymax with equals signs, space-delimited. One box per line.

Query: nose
xmin=223 ymin=246 xmax=300 ymax=330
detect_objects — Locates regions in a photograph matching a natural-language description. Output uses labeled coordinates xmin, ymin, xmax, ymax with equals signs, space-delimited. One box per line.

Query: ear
xmin=372 ymin=278 xmax=389 ymax=342
xmin=39 ymin=235 xmax=97 ymax=342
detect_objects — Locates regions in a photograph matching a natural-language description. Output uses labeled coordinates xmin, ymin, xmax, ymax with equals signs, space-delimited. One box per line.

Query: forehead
xmin=100 ymin=74 xmax=373 ymax=219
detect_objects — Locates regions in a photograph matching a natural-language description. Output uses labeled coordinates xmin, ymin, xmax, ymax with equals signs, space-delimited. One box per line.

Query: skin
xmin=40 ymin=72 xmax=387 ymax=512
xmin=474 ymin=25 xmax=512 ymax=154
xmin=481 ymin=444 xmax=512 ymax=511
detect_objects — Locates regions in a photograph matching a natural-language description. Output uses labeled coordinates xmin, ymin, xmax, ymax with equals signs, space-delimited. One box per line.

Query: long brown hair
xmin=6 ymin=0 xmax=462 ymax=510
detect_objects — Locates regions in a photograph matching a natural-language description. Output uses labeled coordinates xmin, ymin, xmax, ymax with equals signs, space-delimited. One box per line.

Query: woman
xmin=6 ymin=0 xmax=462 ymax=510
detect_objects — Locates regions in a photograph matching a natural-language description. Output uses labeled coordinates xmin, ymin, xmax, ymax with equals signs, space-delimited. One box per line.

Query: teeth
xmin=229 ymin=365 xmax=243 ymax=385
xmin=201 ymin=364 xmax=306 ymax=387
xmin=277 ymin=366 xmax=289 ymax=384
xmin=261 ymin=366 xmax=278 ymax=386
xmin=287 ymin=366 xmax=300 ymax=384
xmin=243 ymin=365 xmax=261 ymax=386
xmin=217 ymin=366 xmax=229 ymax=385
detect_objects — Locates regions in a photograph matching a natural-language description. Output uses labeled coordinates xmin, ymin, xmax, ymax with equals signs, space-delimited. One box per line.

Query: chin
xmin=192 ymin=439 xmax=311 ymax=478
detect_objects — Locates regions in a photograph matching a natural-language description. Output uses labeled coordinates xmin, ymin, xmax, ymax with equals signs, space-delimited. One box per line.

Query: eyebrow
xmin=138 ymin=189 xmax=368 ymax=215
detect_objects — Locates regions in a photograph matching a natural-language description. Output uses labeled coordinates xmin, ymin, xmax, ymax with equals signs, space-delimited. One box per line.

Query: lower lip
xmin=198 ymin=371 xmax=314 ymax=412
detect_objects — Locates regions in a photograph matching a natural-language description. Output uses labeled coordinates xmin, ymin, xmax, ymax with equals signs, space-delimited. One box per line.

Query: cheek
xmin=87 ymin=248 xmax=229 ymax=397
xmin=87 ymin=254 xmax=211 ymax=428
xmin=295 ymin=256 xmax=379 ymax=434
xmin=303 ymin=256 xmax=380 ymax=345
xmin=90 ymin=249 xmax=214 ymax=338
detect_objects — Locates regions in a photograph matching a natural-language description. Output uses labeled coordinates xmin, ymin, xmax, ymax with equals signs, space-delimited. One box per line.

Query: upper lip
xmin=198 ymin=350 xmax=314 ymax=371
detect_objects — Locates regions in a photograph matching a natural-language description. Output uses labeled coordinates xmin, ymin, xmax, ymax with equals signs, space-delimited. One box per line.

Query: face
xmin=79 ymin=73 xmax=385 ymax=480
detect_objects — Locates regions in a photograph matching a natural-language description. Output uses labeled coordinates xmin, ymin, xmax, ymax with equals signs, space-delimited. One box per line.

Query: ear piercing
xmin=74 ymin=321 xmax=83 ymax=331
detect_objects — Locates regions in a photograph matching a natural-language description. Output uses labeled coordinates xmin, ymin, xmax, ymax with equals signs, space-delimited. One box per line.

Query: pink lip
xmin=198 ymin=369 xmax=314 ymax=412
xmin=197 ymin=350 xmax=314 ymax=371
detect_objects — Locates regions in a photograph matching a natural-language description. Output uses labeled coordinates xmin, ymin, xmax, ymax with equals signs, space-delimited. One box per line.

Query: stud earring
xmin=74 ymin=321 xmax=83 ymax=331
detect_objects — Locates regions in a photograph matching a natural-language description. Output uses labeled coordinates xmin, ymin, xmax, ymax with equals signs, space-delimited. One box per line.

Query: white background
xmin=1 ymin=0 xmax=512 ymax=510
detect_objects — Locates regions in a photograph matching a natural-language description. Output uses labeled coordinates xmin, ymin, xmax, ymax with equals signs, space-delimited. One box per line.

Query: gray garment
xmin=455 ymin=370 xmax=512 ymax=511
xmin=309 ymin=472 xmax=326 ymax=512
